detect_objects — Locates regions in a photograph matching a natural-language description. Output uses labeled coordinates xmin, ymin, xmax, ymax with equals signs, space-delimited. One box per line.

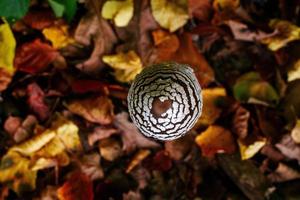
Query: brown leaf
xmin=113 ymin=112 xmax=160 ymax=153
xmin=232 ymin=106 xmax=250 ymax=139
xmin=88 ymin=126 xmax=118 ymax=146
xmin=27 ymin=83 xmax=50 ymax=121
xmin=188 ymin=0 xmax=212 ymax=21
xmin=195 ymin=125 xmax=236 ymax=157
xmin=67 ymin=96 xmax=114 ymax=125
xmin=276 ymin=134 xmax=300 ymax=164
xmin=0 ymin=68 xmax=12 ymax=92
xmin=57 ymin=171 xmax=93 ymax=200
xmin=33 ymin=186 xmax=58 ymax=200
xmin=99 ymin=138 xmax=122 ymax=161
xmin=23 ymin=9 xmax=55 ymax=30
xmin=126 ymin=149 xmax=151 ymax=173
xmin=73 ymin=12 xmax=117 ymax=74
xmin=78 ymin=153 xmax=104 ymax=181
xmin=14 ymin=39 xmax=58 ymax=74
xmin=267 ymin=163 xmax=300 ymax=183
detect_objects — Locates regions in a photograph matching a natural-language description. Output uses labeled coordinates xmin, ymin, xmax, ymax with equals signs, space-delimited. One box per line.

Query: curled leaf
xmin=102 ymin=51 xmax=143 ymax=83
xmin=151 ymin=0 xmax=189 ymax=32
xmin=126 ymin=149 xmax=151 ymax=173
xmin=238 ymin=138 xmax=266 ymax=160
xmin=101 ymin=0 xmax=134 ymax=27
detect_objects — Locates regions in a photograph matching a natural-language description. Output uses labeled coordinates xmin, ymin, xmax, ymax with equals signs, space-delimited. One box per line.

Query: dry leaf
xmin=238 ymin=138 xmax=266 ymax=160
xmin=164 ymin=134 xmax=194 ymax=161
xmin=151 ymin=0 xmax=189 ymax=32
xmin=57 ymin=171 xmax=93 ymax=200
xmin=33 ymin=186 xmax=59 ymax=200
xmin=42 ymin=22 xmax=75 ymax=49
xmin=99 ymin=138 xmax=122 ymax=161
xmin=291 ymin=120 xmax=300 ymax=144
xmin=23 ymin=9 xmax=55 ymax=30
xmin=0 ymin=19 xmax=16 ymax=91
xmin=261 ymin=19 xmax=300 ymax=51
xmin=267 ymin=163 xmax=300 ymax=183
xmin=288 ymin=59 xmax=300 ymax=82
xmin=67 ymin=96 xmax=114 ymax=125
xmin=195 ymin=88 xmax=226 ymax=127
xmin=276 ymin=134 xmax=300 ymax=164
xmin=88 ymin=126 xmax=118 ymax=146
xmin=79 ymin=153 xmax=104 ymax=181
xmin=14 ymin=39 xmax=58 ymax=74
xmin=113 ymin=112 xmax=160 ymax=153
xmin=102 ymin=51 xmax=143 ymax=83
xmin=195 ymin=125 xmax=236 ymax=157
xmin=126 ymin=149 xmax=151 ymax=173
xmin=188 ymin=0 xmax=212 ymax=21
xmin=101 ymin=0 xmax=134 ymax=27
xmin=232 ymin=106 xmax=250 ymax=139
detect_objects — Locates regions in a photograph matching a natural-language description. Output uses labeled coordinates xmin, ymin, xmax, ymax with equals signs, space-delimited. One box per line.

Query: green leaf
xmin=47 ymin=0 xmax=77 ymax=22
xmin=233 ymin=72 xmax=279 ymax=105
xmin=0 ymin=0 xmax=30 ymax=20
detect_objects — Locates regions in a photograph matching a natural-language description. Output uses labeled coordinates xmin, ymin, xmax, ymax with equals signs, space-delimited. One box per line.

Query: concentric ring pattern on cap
xmin=127 ymin=62 xmax=202 ymax=141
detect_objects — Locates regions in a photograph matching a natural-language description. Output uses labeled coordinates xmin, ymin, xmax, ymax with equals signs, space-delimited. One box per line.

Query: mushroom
xmin=127 ymin=62 xmax=202 ymax=141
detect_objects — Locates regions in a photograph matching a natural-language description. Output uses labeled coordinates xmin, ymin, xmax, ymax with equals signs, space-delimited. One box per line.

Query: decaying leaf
xmin=232 ymin=106 xmax=250 ymax=139
xmin=238 ymin=137 xmax=267 ymax=160
xmin=102 ymin=51 xmax=143 ymax=83
xmin=195 ymin=125 xmax=236 ymax=157
xmin=101 ymin=0 xmax=134 ymax=27
xmin=88 ymin=126 xmax=118 ymax=146
xmin=195 ymin=87 xmax=226 ymax=127
xmin=113 ymin=112 xmax=160 ymax=153
xmin=42 ymin=22 xmax=75 ymax=49
xmin=126 ymin=149 xmax=151 ymax=173
xmin=188 ymin=0 xmax=212 ymax=21
xmin=233 ymin=72 xmax=279 ymax=105
xmin=151 ymin=0 xmax=189 ymax=32
xmin=99 ymin=138 xmax=122 ymax=161
xmin=67 ymin=96 xmax=114 ymax=125
xmin=57 ymin=171 xmax=93 ymax=200
xmin=261 ymin=19 xmax=300 ymax=51
xmin=0 ymin=19 xmax=16 ymax=91
xmin=78 ymin=153 xmax=104 ymax=181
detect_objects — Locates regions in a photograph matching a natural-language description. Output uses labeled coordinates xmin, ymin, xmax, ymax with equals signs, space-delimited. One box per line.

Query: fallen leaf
xmin=188 ymin=0 xmax=212 ymax=21
xmin=291 ymin=120 xmax=300 ymax=144
xmin=88 ymin=126 xmax=118 ymax=146
xmin=238 ymin=137 xmax=267 ymax=160
xmin=164 ymin=134 xmax=194 ymax=161
xmin=103 ymin=51 xmax=143 ymax=83
xmin=146 ymin=150 xmax=173 ymax=172
xmin=99 ymin=138 xmax=122 ymax=161
xmin=14 ymin=39 xmax=58 ymax=74
xmin=151 ymin=0 xmax=189 ymax=32
xmin=123 ymin=190 xmax=142 ymax=200
xmin=23 ymin=9 xmax=55 ymax=30
xmin=57 ymin=171 xmax=93 ymax=200
xmin=288 ymin=59 xmax=300 ymax=82
xmin=33 ymin=186 xmax=59 ymax=200
xmin=276 ymin=134 xmax=300 ymax=164
xmin=233 ymin=72 xmax=279 ymax=105
xmin=42 ymin=22 xmax=75 ymax=49
xmin=0 ymin=19 xmax=16 ymax=91
xmin=261 ymin=19 xmax=300 ymax=51
xmin=78 ymin=153 xmax=104 ymax=181
xmin=232 ymin=106 xmax=250 ymax=139
xmin=267 ymin=163 xmax=300 ymax=183
xmin=67 ymin=96 xmax=114 ymax=125
xmin=195 ymin=125 xmax=236 ymax=157
xmin=113 ymin=112 xmax=160 ymax=153
xmin=70 ymin=80 xmax=108 ymax=94
xmin=126 ymin=149 xmax=151 ymax=173
xmin=195 ymin=87 xmax=226 ymax=127
xmin=0 ymin=151 xmax=37 ymax=194
xmin=27 ymin=83 xmax=50 ymax=121
xmin=72 ymin=12 xmax=117 ymax=74
xmin=101 ymin=0 xmax=134 ymax=27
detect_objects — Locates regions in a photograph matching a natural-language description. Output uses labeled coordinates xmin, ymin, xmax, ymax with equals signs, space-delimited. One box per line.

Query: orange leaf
xmin=126 ymin=149 xmax=151 ymax=173
xmin=195 ymin=125 xmax=236 ymax=157
xmin=67 ymin=96 xmax=114 ymax=125
xmin=188 ymin=0 xmax=212 ymax=21
xmin=58 ymin=171 xmax=93 ymax=200
xmin=14 ymin=39 xmax=58 ymax=74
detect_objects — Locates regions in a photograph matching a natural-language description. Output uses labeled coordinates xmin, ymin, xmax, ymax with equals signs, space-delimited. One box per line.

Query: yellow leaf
xmin=238 ymin=138 xmax=266 ymax=160
xmin=0 ymin=151 xmax=37 ymax=194
xmin=261 ymin=20 xmax=300 ymax=51
xmin=195 ymin=125 xmax=236 ymax=157
xmin=213 ymin=0 xmax=240 ymax=11
xmin=151 ymin=0 xmax=189 ymax=32
xmin=195 ymin=88 xmax=226 ymax=127
xmin=288 ymin=59 xmax=300 ymax=82
xmin=101 ymin=0 xmax=134 ymax=27
xmin=291 ymin=120 xmax=300 ymax=144
xmin=0 ymin=19 xmax=16 ymax=74
xmin=126 ymin=149 xmax=151 ymax=173
xmin=102 ymin=51 xmax=142 ymax=83
xmin=42 ymin=23 xmax=75 ymax=49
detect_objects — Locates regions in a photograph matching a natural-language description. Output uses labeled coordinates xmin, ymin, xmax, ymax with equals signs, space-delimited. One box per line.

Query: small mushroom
xmin=127 ymin=62 xmax=202 ymax=141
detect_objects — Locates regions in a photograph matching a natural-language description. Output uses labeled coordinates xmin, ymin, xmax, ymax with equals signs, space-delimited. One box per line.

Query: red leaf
xmin=144 ymin=150 xmax=172 ymax=172
xmin=23 ymin=9 xmax=55 ymax=30
xmin=14 ymin=39 xmax=58 ymax=74
xmin=71 ymin=80 xmax=108 ymax=94
xmin=58 ymin=171 xmax=93 ymax=200
xmin=27 ymin=83 xmax=50 ymax=120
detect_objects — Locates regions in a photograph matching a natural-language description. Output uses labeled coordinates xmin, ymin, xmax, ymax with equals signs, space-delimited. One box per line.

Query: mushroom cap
xmin=127 ymin=62 xmax=202 ymax=141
